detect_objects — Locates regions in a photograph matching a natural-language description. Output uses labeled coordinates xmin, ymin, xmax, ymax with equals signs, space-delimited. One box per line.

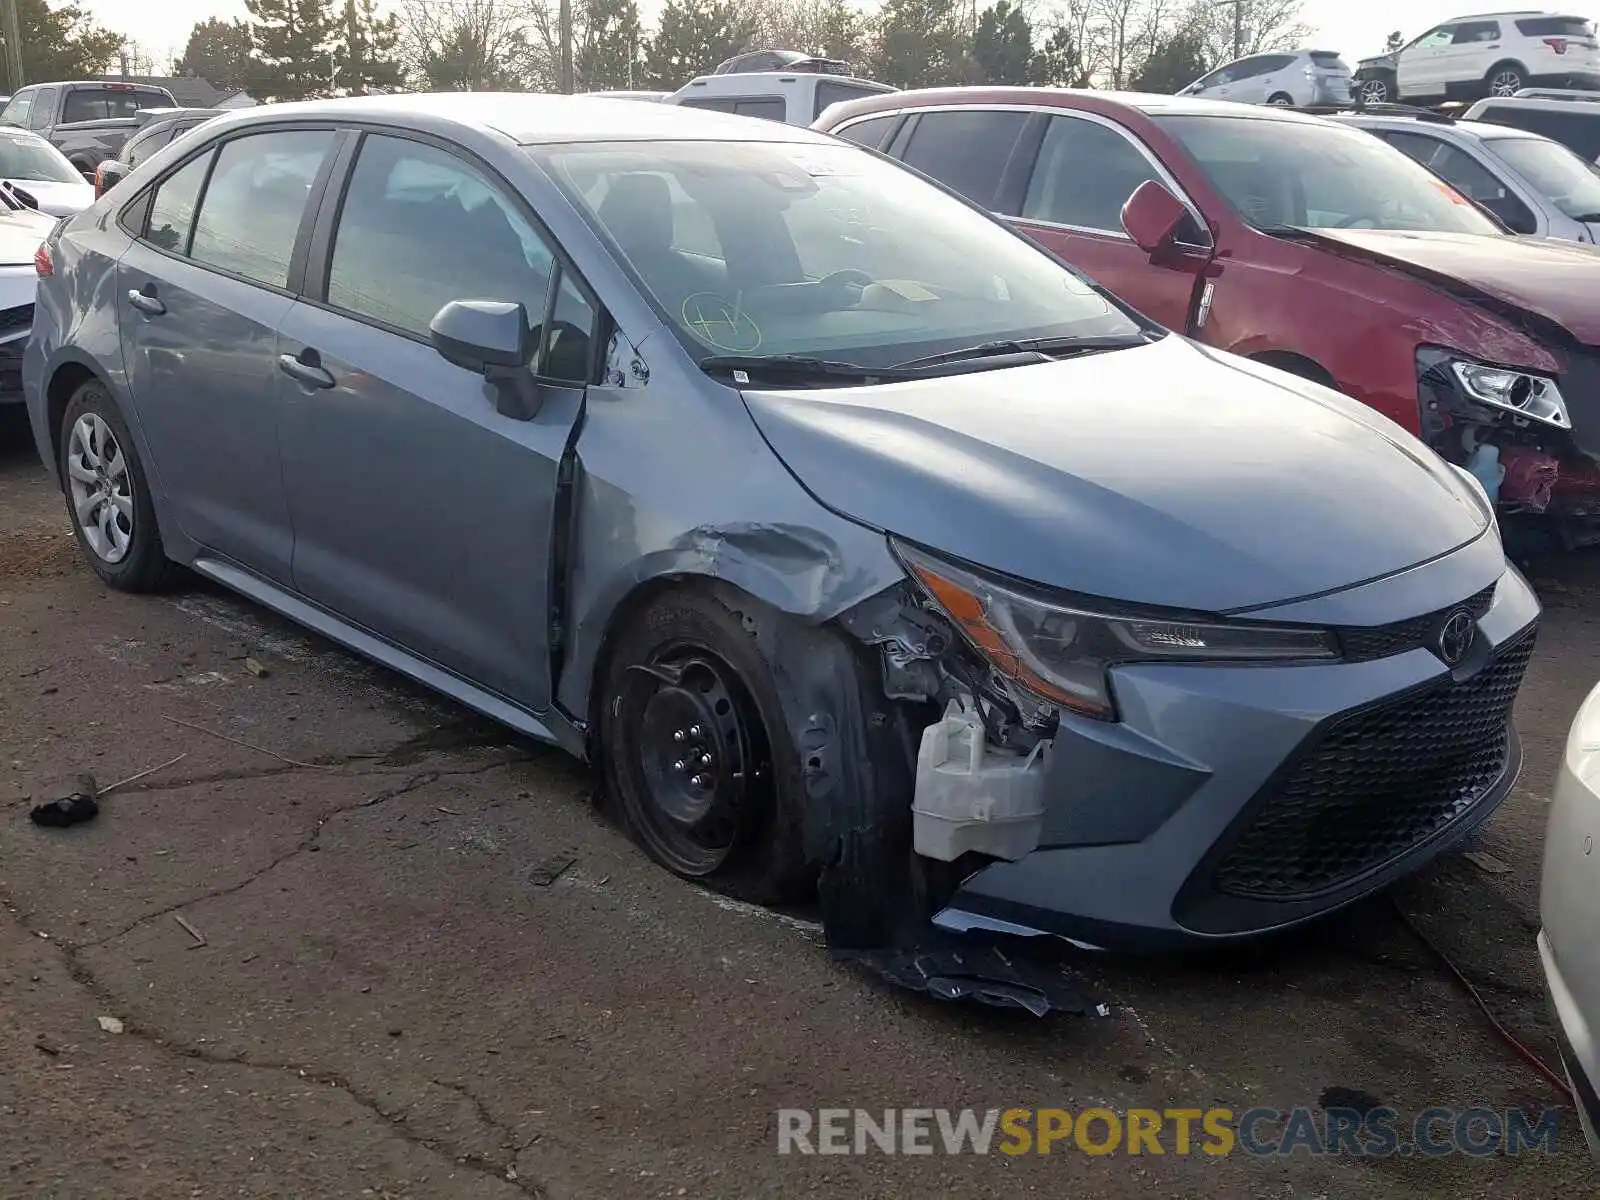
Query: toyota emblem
xmin=1436 ymin=610 xmax=1476 ymax=666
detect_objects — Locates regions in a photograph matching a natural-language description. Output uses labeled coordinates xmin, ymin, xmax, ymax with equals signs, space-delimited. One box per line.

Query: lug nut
xmin=673 ymin=760 xmax=686 ymax=772
xmin=672 ymin=729 xmax=685 ymax=742
xmin=700 ymin=753 xmax=712 ymax=767
xmin=689 ymin=724 xmax=703 ymax=736
xmin=690 ymin=774 xmax=709 ymax=788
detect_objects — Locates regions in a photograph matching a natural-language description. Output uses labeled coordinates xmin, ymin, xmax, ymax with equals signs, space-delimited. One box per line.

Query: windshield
xmin=0 ymin=132 xmax=80 ymax=182
xmin=534 ymin=139 xmax=1143 ymax=369
xmin=1491 ymin=136 xmax=1600 ymax=220
xmin=1153 ymin=115 xmax=1504 ymax=235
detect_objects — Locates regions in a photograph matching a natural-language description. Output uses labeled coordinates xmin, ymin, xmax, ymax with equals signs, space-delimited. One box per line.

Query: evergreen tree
xmin=578 ymin=0 xmax=646 ymax=91
xmin=869 ymin=0 xmax=973 ymax=88
xmin=246 ymin=0 xmax=337 ymax=102
xmin=336 ymin=0 xmax=403 ymax=94
xmin=973 ymin=1 xmax=1033 ymax=85
xmin=643 ymin=0 xmax=757 ymax=90
xmin=174 ymin=18 xmax=255 ymax=90
xmin=1131 ymin=28 xmax=1208 ymax=92
xmin=8 ymin=0 xmax=121 ymax=85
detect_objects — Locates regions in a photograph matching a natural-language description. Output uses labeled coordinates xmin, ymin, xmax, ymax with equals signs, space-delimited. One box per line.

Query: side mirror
xmin=94 ymin=160 xmax=128 ymax=198
xmin=430 ymin=299 xmax=541 ymax=419
xmin=1122 ymin=179 xmax=1193 ymax=256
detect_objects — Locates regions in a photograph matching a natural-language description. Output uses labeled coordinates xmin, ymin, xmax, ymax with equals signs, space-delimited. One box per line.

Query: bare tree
xmin=1184 ymin=0 xmax=1309 ymax=64
xmin=395 ymin=0 xmax=536 ymax=90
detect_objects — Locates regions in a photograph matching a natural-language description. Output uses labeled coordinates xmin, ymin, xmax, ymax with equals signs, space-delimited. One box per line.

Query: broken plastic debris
xmin=835 ymin=934 xmax=1099 ymax=1018
xmin=96 ymin=1016 xmax=124 ymax=1034
xmin=30 ymin=773 xmax=98 ymax=828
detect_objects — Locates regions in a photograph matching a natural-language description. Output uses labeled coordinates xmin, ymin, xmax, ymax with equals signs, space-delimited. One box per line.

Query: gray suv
xmin=1338 ymin=111 xmax=1600 ymax=240
xmin=23 ymin=94 xmax=1538 ymax=956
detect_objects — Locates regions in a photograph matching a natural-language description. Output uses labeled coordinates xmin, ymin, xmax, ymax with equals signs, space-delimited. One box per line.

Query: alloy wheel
xmin=621 ymin=645 xmax=773 ymax=877
xmin=1360 ymin=78 xmax=1390 ymax=104
xmin=1490 ymin=70 xmax=1523 ymax=97
xmin=66 ymin=413 xmax=133 ymax=563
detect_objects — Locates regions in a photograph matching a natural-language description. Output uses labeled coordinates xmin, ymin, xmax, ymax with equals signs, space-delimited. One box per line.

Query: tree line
xmin=170 ymin=0 xmax=1315 ymax=102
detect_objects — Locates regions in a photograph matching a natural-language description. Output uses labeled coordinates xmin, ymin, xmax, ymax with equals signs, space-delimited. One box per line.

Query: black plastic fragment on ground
xmin=30 ymin=773 xmax=99 ymax=828
xmin=835 ymin=934 xmax=1101 ymax=1017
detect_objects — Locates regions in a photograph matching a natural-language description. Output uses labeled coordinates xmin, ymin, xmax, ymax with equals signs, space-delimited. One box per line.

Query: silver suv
xmin=1180 ymin=49 xmax=1354 ymax=107
xmin=1339 ymin=109 xmax=1600 ymax=240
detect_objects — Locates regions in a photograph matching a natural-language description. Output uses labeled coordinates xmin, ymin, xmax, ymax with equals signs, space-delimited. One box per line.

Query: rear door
xmin=1442 ymin=20 xmax=1502 ymax=94
xmin=1010 ymin=113 xmax=1211 ymax=331
xmin=117 ymin=126 xmax=339 ymax=583
xmin=275 ymin=130 xmax=596 ymax=712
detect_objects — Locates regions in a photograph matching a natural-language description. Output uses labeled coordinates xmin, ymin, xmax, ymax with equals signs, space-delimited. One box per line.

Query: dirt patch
xmin=0 ymin=529 xmax=81 ymax=584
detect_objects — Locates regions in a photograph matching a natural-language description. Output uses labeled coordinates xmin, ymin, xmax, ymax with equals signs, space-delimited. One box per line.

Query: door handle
xmin=278 ymin=350 xmax=335 ymax=389
xmin=126 ymin=286 xmax=165 ymax=316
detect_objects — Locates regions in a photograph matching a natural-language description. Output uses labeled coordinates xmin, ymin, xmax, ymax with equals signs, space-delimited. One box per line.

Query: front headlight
xmin=1428 ymin=352 xmax=1571 ymax=430
xmin=894 ymin=541 xmax=1337 ymax=720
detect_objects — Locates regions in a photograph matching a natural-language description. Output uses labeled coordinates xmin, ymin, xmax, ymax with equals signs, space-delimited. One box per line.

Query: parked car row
xmin=0 ymin=79 xmax=175 ymax=178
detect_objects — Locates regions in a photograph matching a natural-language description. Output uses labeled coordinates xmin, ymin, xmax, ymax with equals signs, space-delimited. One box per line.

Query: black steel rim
xmin=619 ymin=642 xmax=773 ymax=877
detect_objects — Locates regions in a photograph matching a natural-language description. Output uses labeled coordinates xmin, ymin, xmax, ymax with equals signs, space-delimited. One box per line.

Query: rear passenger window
xmin=898 ymin=110 xmax=1027 ymax=207
xmin=1452 ymin=21 xmax=1500 ymax=44
xmin=327 ymin=135 xmax=556 ymax=341
xmin=144 ymin=151 xmax=212 ymax=254
xmin=734 ymin=98 xmax=786 ymax=120
xmin=1022 ymin=116 xmax=1162 ymax=233
xmin=189 ymin=129 xmax=333 ymax=288
xmin=834 ymin=115 xmax=896 ymax=149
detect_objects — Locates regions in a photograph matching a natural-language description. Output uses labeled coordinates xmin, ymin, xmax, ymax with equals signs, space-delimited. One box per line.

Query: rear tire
xmin=58 ymin=380 xmax=177 ymax=592
xmin=1486 ymin=62 xmax=1526 ymax=98
xmin=1267 ymin=92 xmax=1294 ymax=106
xmin=598 ymin=585 xmax=812 ymax=904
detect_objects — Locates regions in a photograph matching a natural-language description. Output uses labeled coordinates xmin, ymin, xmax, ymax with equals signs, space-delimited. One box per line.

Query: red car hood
xmin=1309 ymin=229 xmax=1600 ymax=345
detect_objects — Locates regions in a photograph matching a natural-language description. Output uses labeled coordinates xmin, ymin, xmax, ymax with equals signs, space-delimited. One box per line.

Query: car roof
xmin=819 ymin=85 xmax=1343 ymax=125
xmin=1337 ymin=112 xmax=1556 ymax=140
xmin=208 ymin=91 xmax=835 ymax=146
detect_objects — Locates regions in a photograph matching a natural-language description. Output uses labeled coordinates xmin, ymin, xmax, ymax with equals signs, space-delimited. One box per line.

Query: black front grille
xmin=1211 ymin=628 xmax=1535 ymax=900
xmin=1335 ymin=584 xmax=1497 ymax=663
xmin=0 ymin=302 xmax=33 ymax=337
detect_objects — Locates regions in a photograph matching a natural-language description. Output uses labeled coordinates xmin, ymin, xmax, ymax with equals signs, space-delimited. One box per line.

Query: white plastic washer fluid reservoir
xmin=912 ymin=700 xmax=1050 ymax=862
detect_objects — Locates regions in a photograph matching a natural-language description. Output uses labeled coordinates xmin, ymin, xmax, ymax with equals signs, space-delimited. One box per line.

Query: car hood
xmin=1358 ymin=52 xmax=1398 ymax=70
xmin=1305 ymin=228 xmax=1600 ymax=344
xmin=4 ymin=177 xmax=92 ymax=216
xmin=0 ymin=208 xmax=50 ymax=264
xmin=740 ymin=336 xmax=1489 ymax=613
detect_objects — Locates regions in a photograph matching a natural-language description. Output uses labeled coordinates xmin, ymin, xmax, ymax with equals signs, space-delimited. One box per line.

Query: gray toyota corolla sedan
xmin=24 ymin=93 xmax=1539 ymax=954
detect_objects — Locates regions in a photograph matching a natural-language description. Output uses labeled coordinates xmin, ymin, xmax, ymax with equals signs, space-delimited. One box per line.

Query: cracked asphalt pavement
xmin=3 ymin=406 xmax=1598 ymax=1198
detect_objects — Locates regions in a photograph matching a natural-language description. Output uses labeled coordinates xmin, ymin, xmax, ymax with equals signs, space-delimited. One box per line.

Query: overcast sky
xmin=81 ymin=0 xmax=1600 ymax=76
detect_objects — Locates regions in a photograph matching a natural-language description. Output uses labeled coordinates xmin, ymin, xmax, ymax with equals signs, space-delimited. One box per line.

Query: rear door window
xmin=1452 ymin=21 xmax=1501 ymax=44
xmin=1021 ymin=115 xmax=1163 ymax=234
xmin=897 ymin=109 xmax=1028 ymax=208
xmin=188 ymin=128 xmax=334 ymax=288
xmin=833 ymin=114 xmax=896 ymax=148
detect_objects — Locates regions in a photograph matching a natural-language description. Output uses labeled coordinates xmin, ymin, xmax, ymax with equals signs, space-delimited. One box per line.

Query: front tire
xmin=1267 ymin=92 xmax=1294 ymax=106
xmin=1359 ymin=73 xmax=1394 ymax=104
xmin=1487 ymin=62 xmax=1526 ymax=97
xmin=59 ymin=380 xmax=176 ymax=592
xmin=598 ymin=586 xmax=811 ymax=904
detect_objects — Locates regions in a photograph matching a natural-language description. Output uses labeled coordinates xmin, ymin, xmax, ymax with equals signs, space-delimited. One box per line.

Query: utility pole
xmin=0 ymin=0 xmax=23 ymax=94
xmin=1232 ymin=0 xmax=1244 ymax=59
xmin=559 ymin=0 xmax=573 ymax=93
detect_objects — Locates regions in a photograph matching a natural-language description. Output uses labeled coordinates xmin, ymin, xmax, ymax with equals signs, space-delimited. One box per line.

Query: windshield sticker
xmin=681 ymin=293 xmax=762 ymax=352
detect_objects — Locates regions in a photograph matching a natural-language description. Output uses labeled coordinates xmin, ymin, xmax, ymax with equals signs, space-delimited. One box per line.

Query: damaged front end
xmin=1418 ymin=345 xmax=1600 ymax=548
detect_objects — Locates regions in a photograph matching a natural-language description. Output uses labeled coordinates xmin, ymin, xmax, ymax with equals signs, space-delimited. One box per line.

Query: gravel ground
xmin=2 ymin=406 xmax=1596 ymax=1198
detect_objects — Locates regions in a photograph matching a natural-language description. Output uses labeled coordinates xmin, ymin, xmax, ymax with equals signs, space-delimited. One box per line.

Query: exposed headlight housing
xmin=1446 ymin=358 xmax=1570 ymax=429
xmin=894 ymin=541 xmax=1337 ymax=720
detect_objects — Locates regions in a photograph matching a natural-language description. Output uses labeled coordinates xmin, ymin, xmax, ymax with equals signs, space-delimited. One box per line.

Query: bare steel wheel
xmin=599 ymin=587 xmax=812 ymax=903
xmin=66 ymin=412 xmax=133 ymax=563
xmin=58 ymin=379 xmax=177 ymax=592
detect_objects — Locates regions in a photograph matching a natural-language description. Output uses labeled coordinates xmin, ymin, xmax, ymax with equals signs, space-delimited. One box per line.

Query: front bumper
xmin=0 ymin=263 xmax=34 ymax=404
xmin=936 ymin=549 xmax=1540 ymax=950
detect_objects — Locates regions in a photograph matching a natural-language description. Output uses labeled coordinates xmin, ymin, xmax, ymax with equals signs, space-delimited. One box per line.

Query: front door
xmin=1010 ymin=114 xmax=1211 ymax=332
xmin=275 ymin=132 xmax=598 ymax=712
xmin=1399 ymin=26 xmax=1458 ymax=96
xmin=117 ymin=127 xmax=336 ymax=583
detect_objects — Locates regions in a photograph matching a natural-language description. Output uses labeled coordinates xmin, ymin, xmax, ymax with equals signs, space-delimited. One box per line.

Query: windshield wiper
xmin=1572 ymin=212 xmax=1600 ymax=223
xmin=890 ymin=333 xmax=1153 ymax=372
xmin=699 ymin=354 xmax=916 ymax=384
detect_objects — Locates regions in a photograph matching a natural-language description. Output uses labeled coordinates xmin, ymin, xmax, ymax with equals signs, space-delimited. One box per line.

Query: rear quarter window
xmin=1516 ymin=17 xmax=1595 ymax=37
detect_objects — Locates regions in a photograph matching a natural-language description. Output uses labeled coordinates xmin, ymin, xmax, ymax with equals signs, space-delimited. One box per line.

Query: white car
xmin=0 ymin=128 xmax=93 ymax=216
xmin=0 ymin=184 xmax=60 ymax=404
xmin=1179 ymin=48 xmax=1354 ymax=107
xmin=666 ymin=70 xmax=895 ymax=126
xmin=1356 ymin=12 xmax=1600 ymax=105
xmin=1540 ymin=679 xmax=1600 ymax=1156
